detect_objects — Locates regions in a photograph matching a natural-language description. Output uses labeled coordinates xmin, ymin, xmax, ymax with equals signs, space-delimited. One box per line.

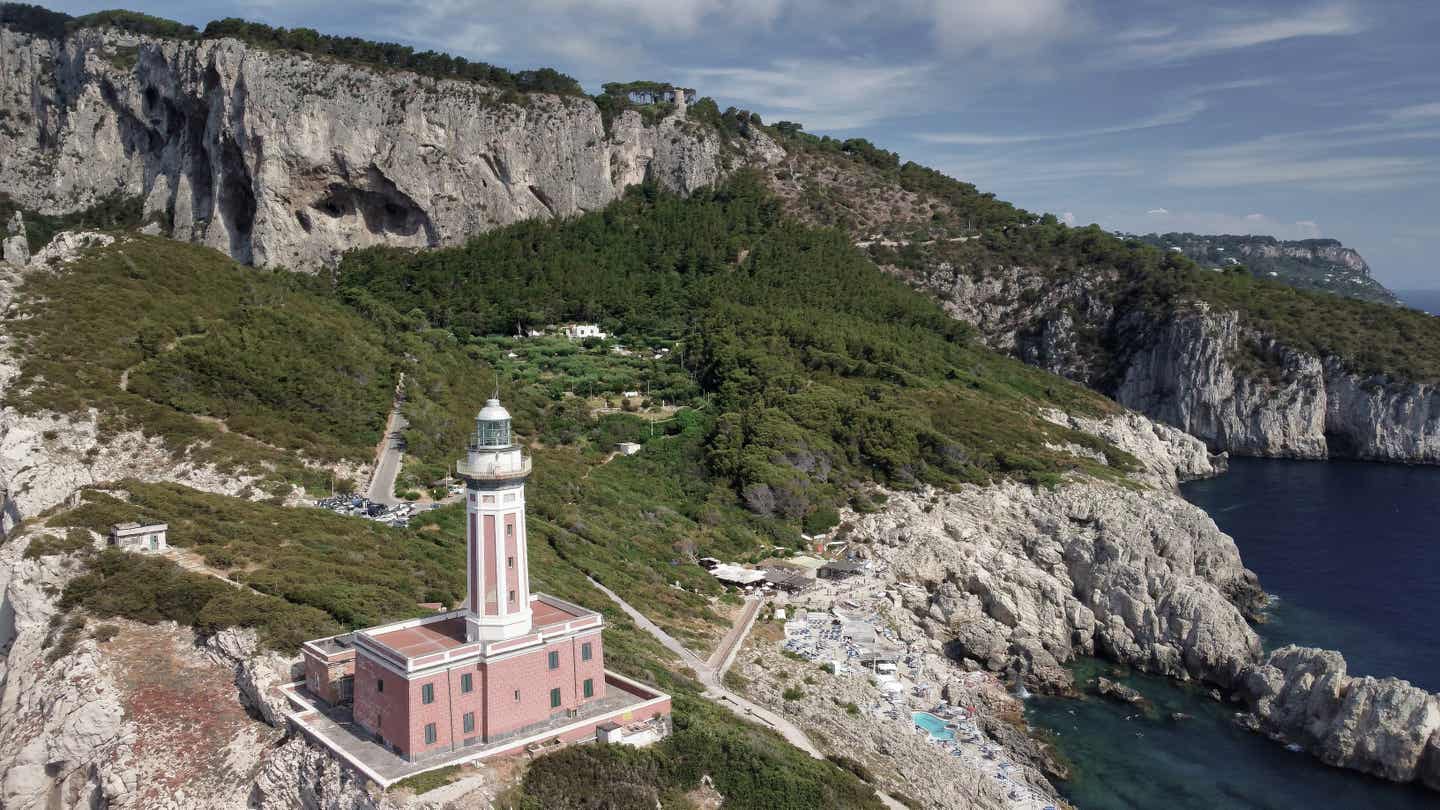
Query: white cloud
xmin=1114 ymin=210 xmax=1324 ymax=240
xmin=1109 ymin=3 xmax=1363 ymax=65
xmin=1390 ymin=102 xmax=1440 ymax=122
xmin=681 ymin=60 xmax=936 ymax=130
xmin=1061 ymin=211 xmax=1076 ymax=225
xmin=917 ymin=98 xmax=1205 ymax=146
xmin=924 ymin=0 xmax=1077 ymax=53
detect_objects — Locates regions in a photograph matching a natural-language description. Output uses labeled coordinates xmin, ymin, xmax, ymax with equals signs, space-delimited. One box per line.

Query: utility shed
xmin=111 ymin=522 xmax=168 ymax=552
xmin=616 ymin=442 xmax=642 ymax=456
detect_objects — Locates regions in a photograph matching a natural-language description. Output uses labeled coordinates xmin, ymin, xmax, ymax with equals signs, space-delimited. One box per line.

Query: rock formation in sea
xmin=1237 ymin=646 xmax=1440 ymax=789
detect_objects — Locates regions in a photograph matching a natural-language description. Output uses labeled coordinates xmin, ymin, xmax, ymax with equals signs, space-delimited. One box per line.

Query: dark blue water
xmin=1025 ymin=458 xmax=1440 ymax=809
xmin=1187 ymin=458 xmax=1440 ymax=690
xmin=1398 ymin=289 xmax=1440 ymax=315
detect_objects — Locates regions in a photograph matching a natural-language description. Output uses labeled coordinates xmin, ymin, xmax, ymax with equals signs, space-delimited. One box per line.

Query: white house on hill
xmin=111 ymin=522 xmax=168 ymax=552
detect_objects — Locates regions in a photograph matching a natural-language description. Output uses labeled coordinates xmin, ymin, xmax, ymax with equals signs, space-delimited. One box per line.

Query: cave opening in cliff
xmin=217 ymin=136 xmax=256 ymax=264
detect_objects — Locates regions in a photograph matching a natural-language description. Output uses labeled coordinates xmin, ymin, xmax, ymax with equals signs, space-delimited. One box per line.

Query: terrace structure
xmin=295 ymin=397 xmax=670 ymax=780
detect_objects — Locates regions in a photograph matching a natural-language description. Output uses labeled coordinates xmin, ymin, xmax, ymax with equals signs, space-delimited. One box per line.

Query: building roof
xmin=821 ymin=559 xmax=865 ymax=574
xmin=477 ymin=397 xmax=511 ymax=422
xmin=762 ymin=568 xmax=812 ymax=590
xmin=362 ymin=594 xmax=599 ymax=663
xmin=781 ymin=555 xmax=828 ymax=571
xmin=112 ymin=521 xmax=167 ymax=533
xmin=710 ymin=564 xmax=766 ymax=585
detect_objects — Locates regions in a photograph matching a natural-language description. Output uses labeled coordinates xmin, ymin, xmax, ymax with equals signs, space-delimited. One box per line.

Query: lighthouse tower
xmin=457 ymin=397 xmax=534 ymax=642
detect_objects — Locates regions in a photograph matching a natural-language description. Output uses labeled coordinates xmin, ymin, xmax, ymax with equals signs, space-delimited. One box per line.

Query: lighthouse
xmin=298 ymin=391 xmax=671 ymax=765
xmin=457 ymin=397 xmax=534 ymax=642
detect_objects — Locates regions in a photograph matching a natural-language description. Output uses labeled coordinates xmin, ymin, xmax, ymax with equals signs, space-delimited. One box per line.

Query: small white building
xmin=616 ymin=442 xmax=642 ymax=456
xmin=562 ymin=323 xmax=607 ymax=341
xmin=111 ymin=522 xmax=168 ymax=553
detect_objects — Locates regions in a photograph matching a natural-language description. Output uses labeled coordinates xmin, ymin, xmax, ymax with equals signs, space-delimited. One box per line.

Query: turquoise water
xmin=1024 ymin=458 xmax=1440 ymax=808
xmin=913 ymin=711 xmax=954 ymax=741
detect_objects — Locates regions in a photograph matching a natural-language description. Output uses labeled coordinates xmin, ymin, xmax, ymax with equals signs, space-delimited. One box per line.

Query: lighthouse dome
xmin=474 ymin=398 xmax=512 ymax=448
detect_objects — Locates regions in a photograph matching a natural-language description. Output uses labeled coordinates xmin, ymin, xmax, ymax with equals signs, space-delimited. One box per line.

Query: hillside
xmin=3 ymin=4 xmax=1440 ymax=805
xmin=0 ymin=175 xmax=1166 ymax=808
xmin=0 ymin=6 xmax=781 ymax=269
xmin=4 ymin=3 xmax=1439 ymax=465
xmin=1128 ymin=232 xmax=1398 ymax=305
xmin=755 ymin=138 xmax=1440 ymax=463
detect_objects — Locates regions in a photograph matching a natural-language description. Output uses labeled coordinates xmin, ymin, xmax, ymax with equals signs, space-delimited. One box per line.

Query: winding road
xmin=586 ymin=576 xmax=905 ymax=809
xmin=366 ymin=377 xmax=407 ymax=506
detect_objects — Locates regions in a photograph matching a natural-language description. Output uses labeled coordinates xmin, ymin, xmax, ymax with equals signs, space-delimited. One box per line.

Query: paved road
xmin=707 ymin=596 xmax=762 ymax=672
xmin=585 ymin=577 xmax=905 ymax=809
xmin=367 ymin=388 xmax=407 ymax=506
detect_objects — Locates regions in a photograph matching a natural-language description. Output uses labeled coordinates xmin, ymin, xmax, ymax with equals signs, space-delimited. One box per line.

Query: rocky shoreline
xmin=820 ymin=413 xmax=1440 ymax=796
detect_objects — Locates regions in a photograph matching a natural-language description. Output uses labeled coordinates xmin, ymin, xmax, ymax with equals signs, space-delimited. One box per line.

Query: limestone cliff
xmin=0 ymin=24 xmax=780 ymax=270
xmin=1132 ymin=233 xmax=1397 ymax=305
xmin=909 ymin=263 xmax=1440 ymax=464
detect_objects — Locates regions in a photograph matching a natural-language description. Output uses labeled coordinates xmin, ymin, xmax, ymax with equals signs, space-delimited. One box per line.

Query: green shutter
xmin=550 ymin=687 xmax=561 ymax=708
xmin=583 ymin=678 xmax=593 ymax=698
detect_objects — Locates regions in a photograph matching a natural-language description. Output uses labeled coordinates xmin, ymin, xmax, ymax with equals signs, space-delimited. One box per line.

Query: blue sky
xmin=47 ymin=0 xmax=1440 ymax=288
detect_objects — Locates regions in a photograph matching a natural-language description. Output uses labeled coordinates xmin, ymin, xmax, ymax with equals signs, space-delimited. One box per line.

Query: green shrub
xmin=782 ymin=686 xmax=804 ymax=701
xmin=24 ymin=528 xmax=92 ymax=559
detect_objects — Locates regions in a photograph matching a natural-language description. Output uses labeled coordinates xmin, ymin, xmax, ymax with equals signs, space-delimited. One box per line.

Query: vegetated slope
xmin=758 ymin=131 xmax=1440 ymax=462
xmin=4 ymin=236 xmax=393 ymax=492
xmin=1131 ymin=232 xmax=1398 ymax=305
xmin=31 ymin=478 xmax=882 ymax=810
xmin=339 ymin=175 xmax=1138 ymax=514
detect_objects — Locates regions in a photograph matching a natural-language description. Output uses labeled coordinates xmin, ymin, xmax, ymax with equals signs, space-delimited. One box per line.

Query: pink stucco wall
xmin=349 ymin=630 xmax=608 ymax=760
xmin=353 ymin=656 xmax=410 ymax=754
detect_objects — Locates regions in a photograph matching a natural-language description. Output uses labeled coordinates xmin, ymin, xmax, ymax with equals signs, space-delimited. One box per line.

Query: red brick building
xmin=302 ymin=397 xmax=669 ymax=762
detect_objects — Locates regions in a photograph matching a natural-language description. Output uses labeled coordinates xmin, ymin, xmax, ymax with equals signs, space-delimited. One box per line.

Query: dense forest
xmin=339 ymin=175 xmax=1133 ymax=522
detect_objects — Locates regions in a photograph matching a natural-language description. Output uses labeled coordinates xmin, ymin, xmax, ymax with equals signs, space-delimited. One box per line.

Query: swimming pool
xmin=912 ymin=711 xmax=954 ymax=741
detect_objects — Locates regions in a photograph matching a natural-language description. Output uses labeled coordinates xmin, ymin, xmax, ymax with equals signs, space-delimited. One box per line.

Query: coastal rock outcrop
xmin=856 ymin=482 xmax=1265 ymax=693
xmin=0 ymin=24 xmax=781 ymax=270
xmin=1237 ymin=646 xmax=1440 ymax=789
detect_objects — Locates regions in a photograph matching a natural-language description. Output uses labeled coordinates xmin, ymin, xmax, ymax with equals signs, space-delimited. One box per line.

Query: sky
xmin=46 ymin=0 xmax=1440 ymax=289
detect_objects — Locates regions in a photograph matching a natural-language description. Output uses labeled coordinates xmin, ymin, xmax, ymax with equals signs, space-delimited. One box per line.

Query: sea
xmin=1025 ymin=458 xmax=1440 ymax=809
xmin=1398 ymin=289 xmax=1440 ymax=315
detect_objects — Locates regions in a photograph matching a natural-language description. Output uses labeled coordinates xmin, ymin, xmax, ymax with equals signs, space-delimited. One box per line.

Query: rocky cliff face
xmin=861 ymin=481 xmax=1265 ymax=694
xmin=910 ymin=264 xmax=1440 ymax=464
xmin=0 ymin=25 xmax=780 ymax=270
